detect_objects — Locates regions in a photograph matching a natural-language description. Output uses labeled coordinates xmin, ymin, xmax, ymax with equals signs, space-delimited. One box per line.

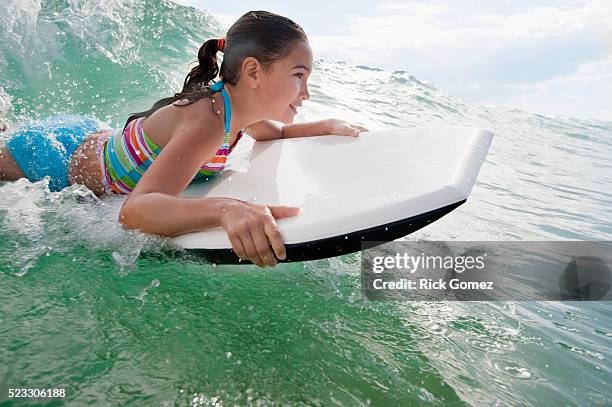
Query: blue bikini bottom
xmin=6 ymin=114 xmax=101 ymax=191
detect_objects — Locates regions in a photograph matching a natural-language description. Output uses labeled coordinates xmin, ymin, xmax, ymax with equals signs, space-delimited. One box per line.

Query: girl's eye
xmin=295 ymin=73 xmax=304 ymax=78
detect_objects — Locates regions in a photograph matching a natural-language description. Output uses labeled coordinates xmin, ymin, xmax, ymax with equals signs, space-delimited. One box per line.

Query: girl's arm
xmin=119 ymin=109 xmax=298 ymax=266
xmin=121 ymin=192 xmax=298 ymax=266
xmin=120 ymin=192 xmax=232 ymax=236
xmin=246 ymin=119 xmax=368 ymax=141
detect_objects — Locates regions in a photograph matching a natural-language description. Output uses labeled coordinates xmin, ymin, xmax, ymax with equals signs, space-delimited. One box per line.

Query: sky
xmin=173 ymin=0 xmax=612 ymax=121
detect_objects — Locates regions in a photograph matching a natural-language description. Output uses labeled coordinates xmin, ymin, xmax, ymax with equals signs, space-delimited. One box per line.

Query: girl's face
xmin=260 ymin=41 xmax=313 ymax=125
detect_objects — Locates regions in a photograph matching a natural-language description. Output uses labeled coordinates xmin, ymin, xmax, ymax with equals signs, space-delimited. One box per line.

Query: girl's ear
xmin=241 ymin=57 xmax=263 ymax=89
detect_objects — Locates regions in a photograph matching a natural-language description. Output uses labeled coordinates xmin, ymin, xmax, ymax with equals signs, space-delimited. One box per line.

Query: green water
xmin=2 ymin=252 xmax=464 ymax=405
xmin=1 ymin=0 xmax=611 ymax=405
xmin=2 ymin=238 xmax=609 ymax=405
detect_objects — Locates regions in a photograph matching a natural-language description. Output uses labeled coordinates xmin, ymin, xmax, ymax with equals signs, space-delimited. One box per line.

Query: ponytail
xmin=123 ymin=38 xmax=222 ymax=129
xmin=177 ymin=38 xmax=221 ymax=97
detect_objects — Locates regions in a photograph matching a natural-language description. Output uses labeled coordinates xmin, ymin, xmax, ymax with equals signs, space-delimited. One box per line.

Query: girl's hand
xmin=219 ymin=200 xmax=299 ymax=267
xmin=324 ymin=119 xmax=369 ymax=137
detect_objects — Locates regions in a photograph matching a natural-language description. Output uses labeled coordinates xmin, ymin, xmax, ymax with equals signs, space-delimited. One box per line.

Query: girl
xmin=0 ymin=10 xmax=367 ymax=267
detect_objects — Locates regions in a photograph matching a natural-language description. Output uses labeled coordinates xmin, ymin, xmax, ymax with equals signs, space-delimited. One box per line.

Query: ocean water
xmin=1 ymin=0 xmax=611 ymax=406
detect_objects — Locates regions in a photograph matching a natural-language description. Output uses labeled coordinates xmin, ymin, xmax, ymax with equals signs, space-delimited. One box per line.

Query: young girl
xmin=0 ymin=10 xmax=367 ymax=267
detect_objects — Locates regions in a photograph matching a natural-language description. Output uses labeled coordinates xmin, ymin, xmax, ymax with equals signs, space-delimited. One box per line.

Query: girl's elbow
xmin=245 ymin=121 xmax=283 ymax=141
xmin=118 ymin=200 xmax=138 ymax=230
xmin=118 ymin=196 xmax=148 ymax=232
xmin=117 ymin=197 xmax=174 ymax=237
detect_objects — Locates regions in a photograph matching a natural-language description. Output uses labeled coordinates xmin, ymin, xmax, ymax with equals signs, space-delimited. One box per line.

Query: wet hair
xmin=124 ymin=10 xmax=308 ymax=129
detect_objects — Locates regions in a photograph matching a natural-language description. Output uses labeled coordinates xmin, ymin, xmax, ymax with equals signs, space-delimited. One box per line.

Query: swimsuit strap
xmin=210 ymin=81 xmax=231 ymax=134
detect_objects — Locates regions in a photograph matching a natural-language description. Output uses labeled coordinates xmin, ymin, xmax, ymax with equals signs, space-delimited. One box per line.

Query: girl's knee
xmin=0 ymin=147 xmax=25 ymax=181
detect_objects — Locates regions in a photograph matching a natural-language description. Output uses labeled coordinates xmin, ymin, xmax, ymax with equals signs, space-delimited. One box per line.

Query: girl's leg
xmin=0 ymin=147 xmax=25 ymax=181
xmin=0 ymin=116 xmax=23 ymax=181
xmin=1 ymin=115 xmax=102 ymax=189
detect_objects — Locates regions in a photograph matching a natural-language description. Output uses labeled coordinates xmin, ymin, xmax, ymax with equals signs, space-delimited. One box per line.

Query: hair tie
xmin=217 ymin=38 xmax=225 ymax=52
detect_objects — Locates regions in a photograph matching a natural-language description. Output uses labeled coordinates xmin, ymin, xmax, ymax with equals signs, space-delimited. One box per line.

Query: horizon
xmin=174 ymin=0 xmax=612 ymax=122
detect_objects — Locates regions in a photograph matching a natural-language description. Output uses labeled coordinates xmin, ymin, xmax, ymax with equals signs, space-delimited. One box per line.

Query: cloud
xmin=172 ymin=0 xmax=611 ymax=119
xmin=491 ymin=53 xmax=612 ymax=119
xmin=309 ymin=0 xmax=612 ymax=120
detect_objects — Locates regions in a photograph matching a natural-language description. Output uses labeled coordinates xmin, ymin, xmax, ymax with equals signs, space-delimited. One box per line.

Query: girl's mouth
xmin=289 ymin=104 xmax=298 ymax=114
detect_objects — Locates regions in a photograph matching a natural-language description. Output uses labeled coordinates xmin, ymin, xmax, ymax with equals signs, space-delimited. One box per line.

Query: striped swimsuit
xmin=97 ymin=81 xmax=241 ymax=194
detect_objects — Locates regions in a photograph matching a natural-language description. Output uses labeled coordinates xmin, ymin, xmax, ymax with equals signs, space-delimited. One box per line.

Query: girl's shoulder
xmin=143 ymin=97 xmax=224 ymax=147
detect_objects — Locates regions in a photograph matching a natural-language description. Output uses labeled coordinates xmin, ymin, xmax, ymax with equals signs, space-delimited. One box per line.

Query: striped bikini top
xmin=99 ymin=81 xmax=242 ymax=194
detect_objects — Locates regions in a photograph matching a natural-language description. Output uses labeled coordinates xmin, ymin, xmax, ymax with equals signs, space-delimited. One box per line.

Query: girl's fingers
xmin=250 ymin=227 xmax=277 ymax=267
xmin=267 ymin=205 xmax=300 ymax=219
xmin=241 ymin=231 xmax=264 ymax=267
xmin=263 ymin=218 xmax=286 ymax=260
xmin=337 ymin=125 xmax=359 ymax=137
xmin=228 ymin=233 xmax=247 ymax=261
xmin=338 ymin=124 xmax=367 ymax=137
